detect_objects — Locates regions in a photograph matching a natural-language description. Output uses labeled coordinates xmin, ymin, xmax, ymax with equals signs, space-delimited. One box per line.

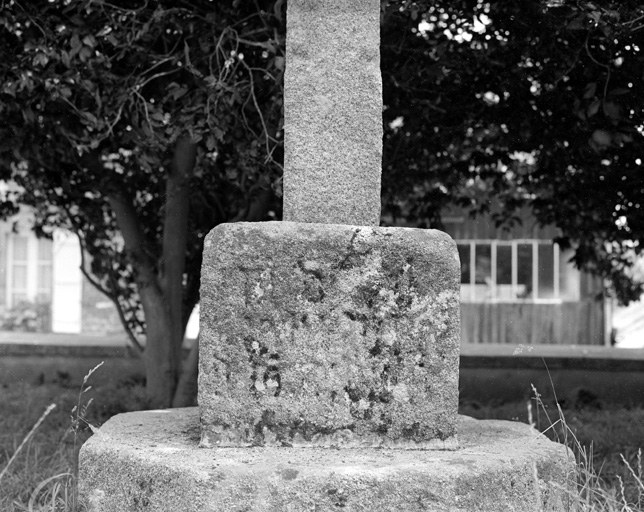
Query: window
xmin=10 ymin=236 xmax=29 ymax=305
xmin=5 ymin=234 xmax=53 ymax=307
xmin=457 ymin=240 xmax=579 ymax=303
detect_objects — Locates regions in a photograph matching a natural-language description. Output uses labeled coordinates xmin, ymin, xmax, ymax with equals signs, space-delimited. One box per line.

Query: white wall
xmin=51 ymin=231 xmax=82 ymax=333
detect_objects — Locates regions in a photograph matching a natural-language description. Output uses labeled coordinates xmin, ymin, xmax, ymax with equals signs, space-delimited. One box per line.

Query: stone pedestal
xmin=199 ymin=222 xmax=460 ymax=449
xmin=79 ymin=408 xmax=574 ymax=512
xmin=79 ymin=221 xmax=578 ymax=510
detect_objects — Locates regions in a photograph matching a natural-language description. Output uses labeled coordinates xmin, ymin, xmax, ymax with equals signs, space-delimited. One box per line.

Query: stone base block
xmin=79 ymin=408 xmax=575 ymax=511
xmin=199 ymin=222 xmax=461 ymax=448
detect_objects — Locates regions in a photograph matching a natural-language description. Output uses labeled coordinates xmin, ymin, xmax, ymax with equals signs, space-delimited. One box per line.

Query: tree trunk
xmin=102 ymin=134 xmax=197 ymax=408
xmin=108 ymin=192 xmax=174 ymax=407
xmin=172 ymin=279 xmax=200 ymax=408
xmin=162 ymin=137 xmax=196 ymax=359
xmin=140 ymin=286 xmax=180 ymax=408
xmin=108 ymin=136 xmax=196 ymax=408
xmin=156 ymin=136 xmax=196 ymax=407
xmin=172 ymin=335 xmax=199 ymax=407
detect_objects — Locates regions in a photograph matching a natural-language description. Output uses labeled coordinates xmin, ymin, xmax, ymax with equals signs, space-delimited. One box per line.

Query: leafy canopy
xmin=1 ymin=0 xmax=644 ymax=310
xmin=381 ymin=0 xmax=644 ymax=303
xmin=0 ymin=0 xmax=284 ymax=338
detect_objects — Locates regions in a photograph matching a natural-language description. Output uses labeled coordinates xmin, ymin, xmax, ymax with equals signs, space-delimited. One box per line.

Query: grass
xmin=0 ymin=369 xmax=642 ymax=511
xmin=460 ymin=387 xmax=644 ymax=510
xmin=0 ymin=369 xmax=147 ymax=511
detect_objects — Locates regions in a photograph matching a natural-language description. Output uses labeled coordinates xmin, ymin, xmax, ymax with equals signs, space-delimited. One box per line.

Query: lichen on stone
xmin=199 ymin=222 xmax=460 ymax=449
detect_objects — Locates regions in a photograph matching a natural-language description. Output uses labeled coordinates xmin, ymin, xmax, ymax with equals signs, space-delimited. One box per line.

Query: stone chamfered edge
xmin=78 ymin=408 xmax=576 ymax=512
xmin=198 ymin=221 xmax=460 ymax=449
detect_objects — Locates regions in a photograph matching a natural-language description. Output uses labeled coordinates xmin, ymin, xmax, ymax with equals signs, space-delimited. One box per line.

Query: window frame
xmin=5 ymin=234 xmax=53 ymax=308
xmin=458 ymin=239 xmax=563 ymax=304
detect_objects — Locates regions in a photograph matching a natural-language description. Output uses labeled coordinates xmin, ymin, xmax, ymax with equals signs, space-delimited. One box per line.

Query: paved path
xmin=0 ymin=331 xmax=131 ymax=346
xmin=2 ymin=331 xmax=642 ymax=406
xmin=462 ymin=342 xmax=644 ymax=361
xmin=0 ymin=331 xmax=642 ymax=363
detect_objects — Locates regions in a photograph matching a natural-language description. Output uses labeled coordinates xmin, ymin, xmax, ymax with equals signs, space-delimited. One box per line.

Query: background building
xmin=0 ymin=207 xmax=121 ymax=335
xmin=1 ymin=205 xmax=641 ymax=347
xmin=441 ymin=207 xmax=610 ymax=345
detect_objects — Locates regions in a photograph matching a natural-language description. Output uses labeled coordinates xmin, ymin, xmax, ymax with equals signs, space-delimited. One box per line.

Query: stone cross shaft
xmin=197 ymin=0 xmax=460 ymax=450
xmin=283 ymin=0 xmax=383 ymax=226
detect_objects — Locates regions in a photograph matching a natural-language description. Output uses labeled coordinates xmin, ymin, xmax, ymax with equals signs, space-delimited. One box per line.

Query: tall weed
xmin=0 ymin=362 xmax=103 ymax=512
xmin=530 ymin=382 xmax=643 ymax=511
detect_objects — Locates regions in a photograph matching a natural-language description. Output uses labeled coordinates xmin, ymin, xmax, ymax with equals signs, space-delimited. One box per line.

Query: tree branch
xmin=107 ymin=193 xmax=159 ymax=292
xmin=55 ymin=186 xmax=145 ymax=355
xmin=106 ymin=272 xmax=145 ymax=355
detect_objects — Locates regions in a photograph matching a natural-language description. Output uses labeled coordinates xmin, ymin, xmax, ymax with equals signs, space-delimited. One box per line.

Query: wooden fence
xmin=461 ymin=301 xmax=605 ymax=345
